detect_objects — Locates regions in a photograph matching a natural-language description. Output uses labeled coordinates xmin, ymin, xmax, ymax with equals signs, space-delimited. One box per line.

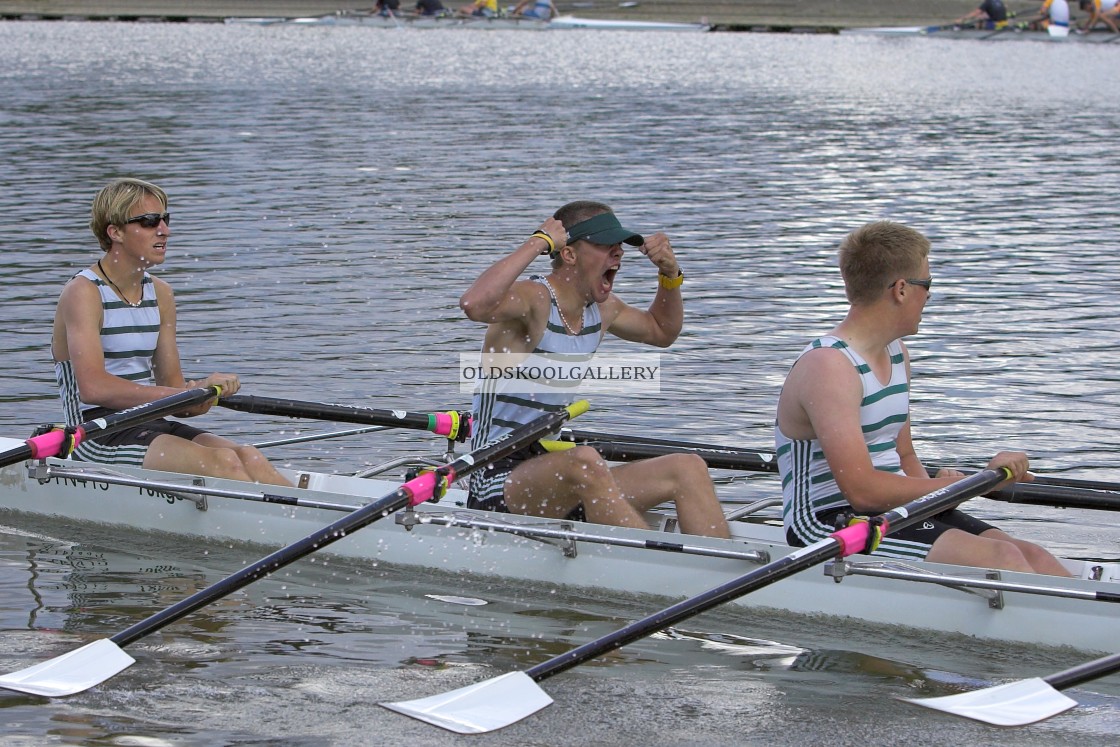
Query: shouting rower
xmin=460 ymin=201 xmax=730 ymax=537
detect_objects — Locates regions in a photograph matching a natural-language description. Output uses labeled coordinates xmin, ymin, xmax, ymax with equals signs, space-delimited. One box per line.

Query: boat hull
xmin=842 ymin=25 xmax=1110 ymax=42
xmin=224 ymin=13 xmax=709 ymax=32
xmin=0 ymin=449 xmax=1116 ymax=653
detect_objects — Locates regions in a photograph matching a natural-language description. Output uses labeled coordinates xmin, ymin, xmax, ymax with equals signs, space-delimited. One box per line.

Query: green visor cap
xmin=565 ymin=212 xmax=644 ymax=247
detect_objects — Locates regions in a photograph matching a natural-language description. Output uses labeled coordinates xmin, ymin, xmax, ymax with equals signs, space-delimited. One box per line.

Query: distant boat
xmin=841 ymin=24 xmax=1114 ymax=42
xmin=224 ymin=11 xmax=710 ymax=32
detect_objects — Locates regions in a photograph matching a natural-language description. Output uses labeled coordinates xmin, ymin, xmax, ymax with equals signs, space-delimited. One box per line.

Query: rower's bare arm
xmin=147 ymin=282 xmax=234 ymax=417
xmin=460 ymin=218 xmax=565 ymax=323
xmin=604 ymin=233 xmax=683 ymax=347
xmin=793 ymin=349 xmax=952 ymax=513
xmin=896 ymin=427 xmax=930 ymax=478
xmin=894 ymin=349 xmax=929 ymax=479
xmin=151 ymin=279 xmax=186 ymax=389
xmin=56 ymin=278 xmax=182 ymax=410
xmin=604 ymin=296 xmax=680 ymax=348
xmin=57 ymin=276 xmax=218 ymax=414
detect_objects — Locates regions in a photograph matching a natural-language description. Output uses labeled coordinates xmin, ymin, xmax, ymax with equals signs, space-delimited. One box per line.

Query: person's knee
xmin=659 ymin=452 xmax=711 ymax=493
xmin=1017 ymin=540 xmax=1059 ymax=566
xmin=674 ymin=452 xmax=710 ymax=478
xmin=562 ymin=445 xmax=613 ymax=484
xmin=205 ymin=446 xmax=251 ymax=478
xmin=234 ymin=445 xmax=270 ymax=465
xmin=988 ymin=539 xmax=1032 ymax=569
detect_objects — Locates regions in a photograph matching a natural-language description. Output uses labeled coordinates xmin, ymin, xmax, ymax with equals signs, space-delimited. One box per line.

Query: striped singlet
xmin=54 ymin=268 xmax=159 ymax=465
xmin=468 ymin=275 xmax=602 ymax=506
xmin=775 ymin=336 xmax=932 ymax=561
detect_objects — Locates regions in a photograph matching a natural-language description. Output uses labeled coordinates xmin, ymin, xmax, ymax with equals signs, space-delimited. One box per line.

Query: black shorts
xmin=89 ymin=418 xmax=208 ymax=448
xmin=800 ymin=507 xmax=995 ymax=547
xmin=468 ymin=441 xmax=587 ymax=522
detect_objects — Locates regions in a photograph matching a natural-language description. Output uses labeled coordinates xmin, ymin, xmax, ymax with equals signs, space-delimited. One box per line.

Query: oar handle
xmin=2 ymin=386 xmax=221 ymax=469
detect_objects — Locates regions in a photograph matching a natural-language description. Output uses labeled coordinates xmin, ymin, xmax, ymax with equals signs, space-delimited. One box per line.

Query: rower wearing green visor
xmin=459 ymin=200 xmax=729 ymax=538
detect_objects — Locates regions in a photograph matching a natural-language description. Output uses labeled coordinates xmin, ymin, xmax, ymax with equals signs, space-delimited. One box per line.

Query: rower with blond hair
xmin=775 ymin=221 xmax=1070 ymax=575
xmin=51 ymin=177 xmax=291 ymax=486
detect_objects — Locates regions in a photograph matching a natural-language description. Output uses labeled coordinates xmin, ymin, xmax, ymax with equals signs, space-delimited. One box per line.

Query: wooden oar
xmin=0 ymin=386 xmax=222 ymax=469
xmin=380 ymin=468 xmax=1010 ymax=733
xmin=218 ymin=394 xmax=470 ymax=441
xmin=0 ymin=400 xmax=588 ymax=698
xmin=903 ymin=650 xmax=1120 ymax=726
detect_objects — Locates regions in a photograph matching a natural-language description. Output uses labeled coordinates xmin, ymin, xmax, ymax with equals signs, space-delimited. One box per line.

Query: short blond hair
xmin=838 ymin=221 xmax=930 ymax=305
xmin=90 ymin=178 xmax=168 ymax=252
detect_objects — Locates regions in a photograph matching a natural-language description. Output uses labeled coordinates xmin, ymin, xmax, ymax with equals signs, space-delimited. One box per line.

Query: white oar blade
xmin=902 ymin=677 xmax=1078 ymax=726
xmin=380 ymin=671 xmax=552 ymax=734
xmin=0 ymin=639 xmax=135 ymax=697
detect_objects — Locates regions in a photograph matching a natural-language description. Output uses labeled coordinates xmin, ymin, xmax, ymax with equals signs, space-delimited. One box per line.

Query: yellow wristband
xmin=531 ymin=230 xmax=556 ymax=256
xmin=658 ymin=269 xmax=684 ymax=290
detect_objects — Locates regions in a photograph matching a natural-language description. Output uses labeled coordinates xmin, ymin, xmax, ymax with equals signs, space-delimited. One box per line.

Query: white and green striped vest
xmin=469 ymin=276 xmax=602 ymax=502
xmin=54 ymin=268 xmax=159 ymax=464
xmin=776 ymin=336 xmax=918 ymax=555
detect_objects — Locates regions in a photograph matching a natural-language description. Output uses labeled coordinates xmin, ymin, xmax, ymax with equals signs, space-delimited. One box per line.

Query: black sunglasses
xmin=126 ymin=212 xmax=170 ymax=229
xmin=889 ymin=277 xmax=932 ymax=291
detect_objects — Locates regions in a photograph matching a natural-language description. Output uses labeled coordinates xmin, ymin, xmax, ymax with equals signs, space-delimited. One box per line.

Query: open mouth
xmin=602 ymin=264 xmax=619 ymax=291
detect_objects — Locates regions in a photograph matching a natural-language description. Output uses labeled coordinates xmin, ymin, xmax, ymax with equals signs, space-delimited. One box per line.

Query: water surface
xmin=0 ymin=20 xmax=1118 ymax=745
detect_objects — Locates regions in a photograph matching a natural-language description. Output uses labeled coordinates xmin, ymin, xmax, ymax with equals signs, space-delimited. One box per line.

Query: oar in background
xmin=904 ymin=650 xmax=1120 ymax=726
xmin=0 ymin=386 xmax=222 ymax=469
xmin=380 ymin=468 xmax=1011 ymax=733
xmin=251 ymin=424 xmax=392 ymax=449
xmin=219 ymin=395 xmax=1120 ymax=493
xmin=218 ymin=394 xmax=470 ymax=441
xmin=557 ymin=431 xmax=778 ymax=472
xmin=222 ymin=397 xmax=1120 ymax=510
xmin=555 ymin=433 xmax=1120 ymax=513
xmin=0 ymin=400 xmax=589 ymax=698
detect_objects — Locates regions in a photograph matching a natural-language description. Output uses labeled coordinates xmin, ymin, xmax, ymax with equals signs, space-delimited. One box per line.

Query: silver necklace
xmin=541 ymin=278 xmax=583 ymax=335
xmin=97 ymin=259 xmax=142 ymax=307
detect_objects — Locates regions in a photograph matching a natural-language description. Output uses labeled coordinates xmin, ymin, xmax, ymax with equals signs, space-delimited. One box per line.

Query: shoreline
xmin=0 ymin=1 xmax=1048 ymax=32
